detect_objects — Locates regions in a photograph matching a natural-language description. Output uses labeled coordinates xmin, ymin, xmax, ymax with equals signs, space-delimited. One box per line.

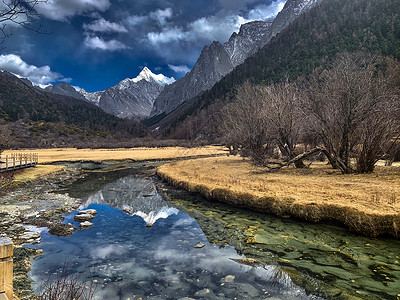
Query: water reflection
xmin=29 ymin=174 xmax=318 ymax=300
xmin=84 ymin=176 xmax=179 ymax=226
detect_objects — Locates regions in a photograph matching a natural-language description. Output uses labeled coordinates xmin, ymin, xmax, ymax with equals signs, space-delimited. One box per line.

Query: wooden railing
xmin=0 ymin=238 xmax=13 ymax=300
xmin=0 ymin=153 xmax=38 ymax=173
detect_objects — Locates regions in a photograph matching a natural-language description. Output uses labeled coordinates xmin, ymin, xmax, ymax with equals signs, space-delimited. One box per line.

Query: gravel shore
xmin=0 ymin=167 xmax=84 ymax=299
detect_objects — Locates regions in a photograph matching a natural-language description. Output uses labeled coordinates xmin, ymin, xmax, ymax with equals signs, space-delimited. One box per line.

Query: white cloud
xmin=84 ymin=35 xmax=129 ymax=51
xmin=147 ymin=27 xmax=188 ymax=45
xmin=126 ymin=15 xmax=148 ymax=26
xmin=90 ymin=245 xmax=127 ymax=259
xmin=34 ymin=0 xmax=111 ymax=21
xmin=0 ymin=54 xmax=66 ymax=86
xmin=126 ymin=7 xmax=173 ymax=28
xmin=83 ymin=18 xmax=128 ymax=33
xmin=168 ymin=64 xmax=190 ymax=74
xmin=146 ymin=0 xmax=286 ymax=47
xmin=150 ymin=8 xmax=173 ymax=26
xmin=188 ymin=15 xmax=243 ymax=42
xmin=245 ymin=1 xmax=286 ymax=22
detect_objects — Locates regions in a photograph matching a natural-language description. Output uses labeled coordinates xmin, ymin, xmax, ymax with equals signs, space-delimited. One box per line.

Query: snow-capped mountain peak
xmin=71 ymin=67 xmax=175 ymax=119
xmin=131 ymin=67 xmax=175 ymax=85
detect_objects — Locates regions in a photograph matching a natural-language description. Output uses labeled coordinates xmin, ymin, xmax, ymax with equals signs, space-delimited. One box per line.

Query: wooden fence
xmin=0 ymin=238 xmax=13 ymax=300
xmin=0 ymin=153 xmax=38 ymax=173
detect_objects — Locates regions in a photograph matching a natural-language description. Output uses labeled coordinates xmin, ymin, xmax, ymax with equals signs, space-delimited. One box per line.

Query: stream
xmin=27 ymin=165 xmax=400 ymax=299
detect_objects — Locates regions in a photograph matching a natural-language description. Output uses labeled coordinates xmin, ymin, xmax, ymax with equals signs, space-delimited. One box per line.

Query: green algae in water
xmin=163 ymin=187 xmax=400 ymax=300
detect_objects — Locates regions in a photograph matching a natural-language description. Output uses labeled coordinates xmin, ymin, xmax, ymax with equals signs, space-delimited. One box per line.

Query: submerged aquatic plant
xmin=37 ymin=263 xmax=95 ymax=300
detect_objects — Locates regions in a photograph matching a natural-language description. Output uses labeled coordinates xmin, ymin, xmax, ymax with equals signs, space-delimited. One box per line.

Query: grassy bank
xmin=157 ymin=156 xmax=400 ymax=238
xmin=0 ymin=165 xmax=67 ymax=190
xmin=13 ymin=165 xmax=66 ymax=182
xmin=3 ymin=146 xmax=225 ymax=164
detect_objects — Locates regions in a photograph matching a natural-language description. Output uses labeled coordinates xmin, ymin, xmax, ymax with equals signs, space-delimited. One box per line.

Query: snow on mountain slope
xmin=79 ymin=67 xmax=175 ymax=119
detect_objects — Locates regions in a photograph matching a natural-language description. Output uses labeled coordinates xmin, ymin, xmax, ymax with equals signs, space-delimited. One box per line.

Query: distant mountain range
xmin=154 ymin=0 xmax=400 ymax=140
xmin=0 ymin=70 xmax=148 ymax=148
xmin=45 ymin=67 xmax=175 ymax=120
xmin=41 ymin=0 xmax=320 ymax=122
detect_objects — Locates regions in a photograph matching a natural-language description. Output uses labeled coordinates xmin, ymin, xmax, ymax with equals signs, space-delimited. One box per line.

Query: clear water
xmin=29 ymin=172 xmax=319 ymax=300
xmin=29 ymin=168 xmax=400 ymax=299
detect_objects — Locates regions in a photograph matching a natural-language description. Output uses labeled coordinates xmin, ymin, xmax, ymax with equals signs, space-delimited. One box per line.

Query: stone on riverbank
xmin=19 ymin=231 xmax=40 ymax=241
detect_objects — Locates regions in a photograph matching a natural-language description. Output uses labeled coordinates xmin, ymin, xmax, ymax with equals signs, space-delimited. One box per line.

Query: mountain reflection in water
xmin=29 ymin=174 xmax=321 ymax=300
xmin=84 ymin=176 xmax=179 ymax=226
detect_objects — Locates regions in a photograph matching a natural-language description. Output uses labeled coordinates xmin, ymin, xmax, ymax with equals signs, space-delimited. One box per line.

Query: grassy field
xmin=2 ymin=146 xmax=225 ymax=164
xmin=158 ymin=156 xmax=400 ymax=238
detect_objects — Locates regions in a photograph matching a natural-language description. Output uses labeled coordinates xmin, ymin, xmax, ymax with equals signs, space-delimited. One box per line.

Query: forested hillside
xmin=154 ymin=0 xmax=400 ymax=140
xmin=0 ymin=71 xmax=149 ymax=148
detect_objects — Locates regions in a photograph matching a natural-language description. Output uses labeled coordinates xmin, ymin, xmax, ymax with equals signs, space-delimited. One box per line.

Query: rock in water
xmin=74 ymin=214 xmax=94 ymax=222
xmin=222 ymin=275 xmax=235 ymax=283
xmin=78 ymin=209 xmax=97 ymax=216
xmin=195 ymin=289 xmax=210 ymax=296
xmin=75 ymin=209 xmax=97 ymax=222
xmin=193 ymin=242 xmax=205 ymax=248
xmin=79 ymin=221 xmax=93 ymax=229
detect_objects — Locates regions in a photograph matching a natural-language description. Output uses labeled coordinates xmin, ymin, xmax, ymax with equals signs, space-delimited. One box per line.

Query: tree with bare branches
xmin=220 ymin=81 xmax=304 ymax=166
xmin=220 ymin=82 xmax=272 ymax=165
xmin=0 ymin=0 xmax=46 ymax=45
xmin=302 ymin=52 xmax=400 ymax=173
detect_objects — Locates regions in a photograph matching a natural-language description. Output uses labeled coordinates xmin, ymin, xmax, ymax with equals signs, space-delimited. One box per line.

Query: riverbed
xmin=26 ymin=166 xmax=400 ymax=299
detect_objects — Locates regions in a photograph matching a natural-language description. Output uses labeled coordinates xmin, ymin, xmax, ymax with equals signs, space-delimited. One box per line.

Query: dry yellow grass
xmin=3 ymin=146 xmax=226 ymax=164
xmin=13 ymin=165 xmax=66 ymax=183
xmin=158 ymin=156 xmax=400 ymax=237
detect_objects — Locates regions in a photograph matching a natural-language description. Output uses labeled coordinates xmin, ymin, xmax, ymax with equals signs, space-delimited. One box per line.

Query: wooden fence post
xmin=0 ymin=238 xmax=13 ymax=300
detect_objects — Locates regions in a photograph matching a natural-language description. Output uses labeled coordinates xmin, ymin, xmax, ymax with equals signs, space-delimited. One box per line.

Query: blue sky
xmin=0 ymin=0 xmax=285 ymax=92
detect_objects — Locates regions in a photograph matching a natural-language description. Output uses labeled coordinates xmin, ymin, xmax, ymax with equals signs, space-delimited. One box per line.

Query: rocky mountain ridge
xmin=45 ymin=82 xmax=87 ymax=101
xmin=43 ymin=67 xmax=175 ymax=120
xmin=86 ymin=67 xmax=175 ymax=119
xmin=149 ymin=0 xmax=322 ymax=118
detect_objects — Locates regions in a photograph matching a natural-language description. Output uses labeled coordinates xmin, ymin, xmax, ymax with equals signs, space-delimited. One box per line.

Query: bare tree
xmin=0 ymin=0 xmax=47 ymax=45
xmin=302 ymin=52 xmax=400 ymax=173
xmin=220 ymin=81 xmax=304 ymax=166
xmin=220 ymin=82 xmax=273 ymax=165
xmin=261 ymin=81 xmax=305 ymax=167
